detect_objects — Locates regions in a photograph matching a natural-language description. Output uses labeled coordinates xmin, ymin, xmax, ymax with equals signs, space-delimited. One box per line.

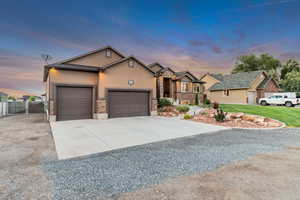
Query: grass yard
xmin=220 ymin=104 xmax=300 ymax=127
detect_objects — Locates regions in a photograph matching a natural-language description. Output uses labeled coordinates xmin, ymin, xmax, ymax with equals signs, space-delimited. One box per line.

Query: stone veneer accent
xmin=49 ymin=100 xmax=55 ymax=115
xmin=152 ymin=99 xmax=158 ymax=111
xmin=96 ymin=99 xmax=106 ymax=113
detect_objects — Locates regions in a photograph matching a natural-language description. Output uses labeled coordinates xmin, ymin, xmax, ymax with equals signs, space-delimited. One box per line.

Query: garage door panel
xmin=57 ymin=87 xmax=93 ymax=121
xmin=108 ymin=91 xmax=149 ymax=118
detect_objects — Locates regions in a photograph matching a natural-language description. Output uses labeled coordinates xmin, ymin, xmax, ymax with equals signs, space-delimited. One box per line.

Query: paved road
xmin=43 ymin=128 xmax=300 ymax=200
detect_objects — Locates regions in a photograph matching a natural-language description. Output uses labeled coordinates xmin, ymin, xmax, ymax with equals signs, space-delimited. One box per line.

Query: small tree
xmin=280 ymin=59 xmax=300 ymax=80
xmin=280 ymin=71 xmax=300 ymax=92
xmin=8 ymin=96 xmax=16 ymax=101
xmin=29 ymin=96 xmax=37 ymax=102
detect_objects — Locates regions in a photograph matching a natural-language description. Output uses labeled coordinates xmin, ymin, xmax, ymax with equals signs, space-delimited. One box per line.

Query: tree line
xmin=232 ymin=54 xmax=300 ymax=92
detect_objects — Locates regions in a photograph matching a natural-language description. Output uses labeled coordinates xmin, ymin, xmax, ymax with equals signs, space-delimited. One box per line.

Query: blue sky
xmin=0 ymin=0 xmax=300 ymax=93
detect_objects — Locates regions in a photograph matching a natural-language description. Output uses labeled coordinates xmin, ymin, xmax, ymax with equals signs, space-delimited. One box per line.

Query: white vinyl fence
xmin=0 ymin=102 xmax=8 ymax=117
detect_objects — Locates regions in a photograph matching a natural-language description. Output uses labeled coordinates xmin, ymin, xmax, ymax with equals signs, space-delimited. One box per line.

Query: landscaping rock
xmin=254 ymin=117 xmax=266 ymax=123
xmin=231 ymin=113 xmax=244 ymax=119
xmin=264 ymin=118 xmax=272 ymax=122
xmin=242 ymin=115 xmax=256 ymax=122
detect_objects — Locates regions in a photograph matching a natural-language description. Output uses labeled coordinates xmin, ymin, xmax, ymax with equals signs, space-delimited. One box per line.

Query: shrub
xmin=204 ymin=99 xmax=211 ymax=105
xmin=212 ymin=102 xmax=219 ymax=109
xmin=161 ymin=106 xmax=174 ymax=112
xmin=29 ymin=96 xmax=36 ymax=102
xmin=214 ymin=108 xmax=227 ymax=122
xmin=183 ymin=114 xmax=193 ymax=120
xmin=158 ymin=98 xmax=172 ymax=108
xmin=200 ymin=111 xmax=207 ymax=115
xmin=176 ymin=105 xmax=190 ymax=113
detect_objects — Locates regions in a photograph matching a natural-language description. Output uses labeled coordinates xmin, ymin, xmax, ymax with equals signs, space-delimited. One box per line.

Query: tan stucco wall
xmin=248 ymin=73 xmax=265 ymax=91
xmin=201 ymin=74 xmax=220 ymax=93
xmin=209 ymin=89 xmax=247 ymax=104
xmin=46 ymin=75 xmax=50 ymax=101
xmin=98 ymin=60 xmax=156 ymax=99
xmin=48 ymin=69 xmax=98 ymax=99
xmin=66 ymin=50 xmax=122 ymax=67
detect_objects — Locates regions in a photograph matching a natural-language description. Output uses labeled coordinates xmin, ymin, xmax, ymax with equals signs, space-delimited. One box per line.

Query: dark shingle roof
xmin=209 ymin=70 xmax=264 ymax=91
xmin=209 ymin=74 xmax=224 ymax=81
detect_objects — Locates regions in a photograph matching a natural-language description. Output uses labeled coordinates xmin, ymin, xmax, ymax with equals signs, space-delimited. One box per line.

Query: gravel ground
xmin=0 ymin=114 xmax=57 ymax=200
xmin=43 ymin=128 xmax=300 ymax=200
xmin=116 ymin=147 xmax=300 ymax=200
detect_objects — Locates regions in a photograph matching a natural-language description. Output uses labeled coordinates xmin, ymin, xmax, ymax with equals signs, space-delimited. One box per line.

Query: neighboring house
xmin=44 ymin=46 xmax=158 ymax=121
xmin=0 ymin=92 xmax=8 ymax=102
xmin=201 ymin=71 xmax=280 ymax=104
xmin=148 ymin=63 xmax=205 ymax=105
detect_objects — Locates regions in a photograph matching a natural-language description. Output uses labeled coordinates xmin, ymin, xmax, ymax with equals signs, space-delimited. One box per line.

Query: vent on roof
xmin=106 ymin=49 xmax=111 ymax=57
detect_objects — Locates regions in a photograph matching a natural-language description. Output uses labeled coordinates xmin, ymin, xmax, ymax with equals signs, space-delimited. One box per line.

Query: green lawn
xmin=220 ymin=104 xmax=300 ymax=127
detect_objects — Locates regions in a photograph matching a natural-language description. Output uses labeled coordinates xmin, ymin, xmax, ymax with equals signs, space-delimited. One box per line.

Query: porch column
xmin=95 ymin=71 xmax=108 ymax=119
xmin=159 ymin=76 xmax=164 ymax=98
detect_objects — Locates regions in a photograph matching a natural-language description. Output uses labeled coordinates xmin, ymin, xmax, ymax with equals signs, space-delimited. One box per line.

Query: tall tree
xmin=280 ymin=59 xmax=300 ymax=80
xmin=232 ymin=54 xmax=282 ymax=81
xmin=280 ymin=71 xmax=300 ymax=92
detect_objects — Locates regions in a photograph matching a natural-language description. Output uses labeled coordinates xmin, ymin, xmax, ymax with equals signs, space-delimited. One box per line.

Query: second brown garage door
xmin=57 ymin=86 xmax=93 ymax=121
xmin=108 ymin=90 xmax=150 ymax=118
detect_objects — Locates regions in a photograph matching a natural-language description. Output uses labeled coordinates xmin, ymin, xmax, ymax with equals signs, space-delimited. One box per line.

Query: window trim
xmin=224 ymin=89 xmax=229 ymax=96
xmin=181 ymin=82 xmax=189 ymax=93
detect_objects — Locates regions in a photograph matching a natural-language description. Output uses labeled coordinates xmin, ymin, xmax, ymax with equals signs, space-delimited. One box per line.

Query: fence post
xmin=26 ymin=100 xmax=29 ymax=115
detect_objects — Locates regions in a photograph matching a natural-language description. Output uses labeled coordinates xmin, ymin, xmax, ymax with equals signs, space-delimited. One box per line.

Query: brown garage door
xmin=57 ymin=86 xmax=93 ymax=121
xmin=108 ymin=90 xmax=149 ymax=118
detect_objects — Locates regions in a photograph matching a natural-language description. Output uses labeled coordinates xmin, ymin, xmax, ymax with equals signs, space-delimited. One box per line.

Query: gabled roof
xmin=148 ymin=62 xmax=164 ymax=70
xmin=257 ymin=77 xmax=279 ymax=89
xmin=209 ymin=73 xmax=224 ymax=81
xmin=175 ymin=71 xmax=198 ymax=81
xmin=101 ymin=56 xmax=155 ymax=75
xmin=209 ymin=70 xmax=265 ymax=91
xmin=158 ymin=67 xmax=175 ymax=74
xmin=0 ymin=92 xmax=8 ymax=96
xmin=54 ymin=46 xmax=125 ymax=64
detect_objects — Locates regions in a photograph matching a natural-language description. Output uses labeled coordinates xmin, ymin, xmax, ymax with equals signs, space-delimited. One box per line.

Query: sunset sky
xmin=1 ymin=0 xmax=300 ymax=94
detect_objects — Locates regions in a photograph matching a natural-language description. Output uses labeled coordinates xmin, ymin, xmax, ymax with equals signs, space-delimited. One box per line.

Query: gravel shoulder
xmin=116 ymin=147 xmax=300 ymax=200
xmin=0 ymin=114 xmax=57 ymax=200
xmin=43 ymin=128 xmax=300 ymax=200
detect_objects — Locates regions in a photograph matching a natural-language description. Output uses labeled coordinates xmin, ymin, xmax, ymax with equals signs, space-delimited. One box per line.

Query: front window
xmin=193 ymin=84 xmax=201 ymax=93
xmin=224 ymin=90 xmax=229 ymax=96
xmin=181 ymin=82 xmax=189 ymax=92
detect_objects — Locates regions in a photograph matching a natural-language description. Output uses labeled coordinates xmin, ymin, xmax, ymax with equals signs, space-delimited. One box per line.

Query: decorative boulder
xmin=231 ymin=113 xmax=244 ymax=119
xmin=242 ymin=115 xmax=256 ymax=122
xmin=263 ymin=118 xmax=272 ymax=122
xmin=254 ymin=117 xmax=265 ymax=123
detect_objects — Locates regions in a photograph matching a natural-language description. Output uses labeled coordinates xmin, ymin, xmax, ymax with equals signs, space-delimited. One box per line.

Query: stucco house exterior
xmin=200 ymin=71 xmax=280 ymax=104
xmin=44 ymin=46 xmax=204 ymax=121
xmin=148 ymin=63 xmax=205 ymax=105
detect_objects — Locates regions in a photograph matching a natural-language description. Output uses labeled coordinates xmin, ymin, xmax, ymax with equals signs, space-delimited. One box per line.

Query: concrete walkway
xmin=50 ymin=116 xmax=228 ymax=159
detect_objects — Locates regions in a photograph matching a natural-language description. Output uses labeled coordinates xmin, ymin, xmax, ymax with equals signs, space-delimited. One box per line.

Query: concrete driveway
xmin=50 ymin=116 xmax=229 ymax=159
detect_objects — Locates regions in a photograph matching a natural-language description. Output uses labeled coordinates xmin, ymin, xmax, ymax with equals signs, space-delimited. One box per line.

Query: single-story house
xmin=148 ymin=63 xmax=205 ymax=105
xmin=200 ymin=70 xmax=280 ymax=104
xmin=44 ymin=46 xmax=204 ymax=121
